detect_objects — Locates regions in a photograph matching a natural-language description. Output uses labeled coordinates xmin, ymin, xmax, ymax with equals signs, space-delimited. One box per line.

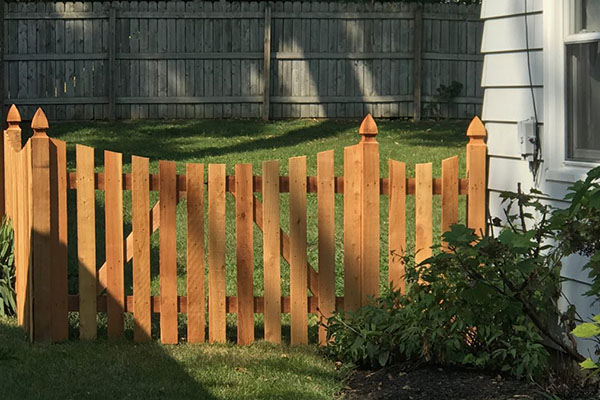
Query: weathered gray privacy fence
xmin=2 ymin=1 xmax=483 ymax=121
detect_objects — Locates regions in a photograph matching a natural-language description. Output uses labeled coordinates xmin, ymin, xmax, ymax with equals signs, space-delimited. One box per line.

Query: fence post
xmin=262 ymin=5 xmax=272 ymax=121
xmin=107 ymin=6 xmax=117 ymax=120
xmin=358 ymin=114 xmax=380 ymax=305
xmin=29 ymin=108 xmax=67 ymax=343
xmin=413 ymin=4 xmax=423 ymax=121
xmin=2 ymin=105 xmax=22 ymax=220
xmin=466 ymin=116 xmax=487 ymax=237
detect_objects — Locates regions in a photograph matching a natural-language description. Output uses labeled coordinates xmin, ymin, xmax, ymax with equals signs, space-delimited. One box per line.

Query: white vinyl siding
xmin=481 ymin=0 xmax=599 ymax=336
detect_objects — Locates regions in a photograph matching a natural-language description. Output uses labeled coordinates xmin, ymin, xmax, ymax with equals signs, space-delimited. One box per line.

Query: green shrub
xmin=0 ymin=217 xmax=15 ymax=317
xmin=325 ymin=188 xmax=582 ymax=378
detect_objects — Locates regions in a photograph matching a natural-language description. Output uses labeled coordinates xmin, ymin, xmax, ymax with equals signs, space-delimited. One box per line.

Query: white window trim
xmin=544 ymin=0 xmax=600 ymax=183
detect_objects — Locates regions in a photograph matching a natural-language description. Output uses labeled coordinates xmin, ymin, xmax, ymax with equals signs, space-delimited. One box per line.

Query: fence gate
xmin=1 ymin=105 xmax=487 ymax=344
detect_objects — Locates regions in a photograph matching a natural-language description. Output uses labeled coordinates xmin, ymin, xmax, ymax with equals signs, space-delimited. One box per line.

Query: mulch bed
xmin=341 ymin=363 xmax=599 ymax=400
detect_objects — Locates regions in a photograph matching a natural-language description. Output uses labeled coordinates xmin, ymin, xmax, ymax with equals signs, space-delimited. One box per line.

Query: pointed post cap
xmin=31 ymin=108 xmax=49 ymax=137
xmin=6 ymin=104 xmax=21 ymax=128
xmin=359 ymin=114 xmax=378 ymax=142
xmin=466 ymin=116 xmax=486 ymax=142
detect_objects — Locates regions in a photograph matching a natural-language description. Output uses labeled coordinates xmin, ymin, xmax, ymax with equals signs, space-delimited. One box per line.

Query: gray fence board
xmin=3 ymin=0 xmax=482 ymax=120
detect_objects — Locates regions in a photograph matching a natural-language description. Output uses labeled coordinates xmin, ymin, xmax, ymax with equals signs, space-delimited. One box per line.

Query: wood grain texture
xmin=235 ymin=163 xmax=254 ymax=345
xmin=50 ymin=138 xmax=68 ymax=342
xmin=343 ymin=145 xmax=361 ymax=311
xmin=208 ymin=164 xmax=226 ymax=343
xmin=132 ymin=155 xmax=151 ymax=342
xmin=262 ymin=160 xmax=281 ymax=343
xmin=159 ymin=160 xmax=178 ymax=344
xmin=317 ymin=150 xmax=335 ymax=345
xmin=360 ymin=140 xmax=380 ymax=304
xmin=415 ymin=163 xmax=433 ymax=266
xmin=105 ymin=150 xmax=124 ymax=339
xmin=31 ymin=135 xmax=52 ymax=342
xmin=186 ymin=163 xmax=205 ymax=343
xmin=441 ymin=156 xmax=459 ymax=250
xmin=76 ymin=145 xmax=96 ymax=340
xmin=289 ymin=156 xmax=307 ymax=345
xmin=388 ymin=159 xmax=406 ymax=293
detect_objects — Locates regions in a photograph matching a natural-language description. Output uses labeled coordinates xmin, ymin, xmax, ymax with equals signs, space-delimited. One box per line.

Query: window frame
xmin=544 ymin=0 xmax=600 ymax=183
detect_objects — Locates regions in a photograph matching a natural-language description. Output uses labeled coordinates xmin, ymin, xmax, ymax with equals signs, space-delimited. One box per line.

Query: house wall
xmin=480 ymin=0 xmax=599 ymax=357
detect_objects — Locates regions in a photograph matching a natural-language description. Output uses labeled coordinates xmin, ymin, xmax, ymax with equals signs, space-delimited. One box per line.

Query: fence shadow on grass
xmin=0 ymin=317 xmax=219 ymax=399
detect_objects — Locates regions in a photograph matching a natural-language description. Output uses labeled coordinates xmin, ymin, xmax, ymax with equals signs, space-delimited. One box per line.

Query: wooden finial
xmin=466 ymin=116 xmax=486 ymax=142
xmin=6 ymin=104 xmax=21 ymax=129
xmin=359 ymin=114 xmax=378 ymax=142
xmin=31 ymin=108 xmax=49 ymax=137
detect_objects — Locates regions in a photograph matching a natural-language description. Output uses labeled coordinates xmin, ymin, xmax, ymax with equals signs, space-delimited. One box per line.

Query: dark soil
xmin=341 ymin=363 xmax=599 ymax=400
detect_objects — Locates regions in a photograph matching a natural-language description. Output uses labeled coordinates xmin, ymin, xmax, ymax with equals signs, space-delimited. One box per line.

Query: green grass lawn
xmin=0 ymin=316 xmax=345 ymax=400
xmin=33 ymin=117 xmax=469 ymax=341
xmin=2 ymin=118 xmax=469 ymax=399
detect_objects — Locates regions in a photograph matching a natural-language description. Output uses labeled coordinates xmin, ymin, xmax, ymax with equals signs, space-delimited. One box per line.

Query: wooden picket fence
xmin=0 ymin=105 xmax=486 ymax=344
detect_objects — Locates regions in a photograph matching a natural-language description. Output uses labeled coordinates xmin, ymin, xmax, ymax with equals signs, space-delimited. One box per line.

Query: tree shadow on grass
xmin=49 ymin=119 xmax=351 ymax=168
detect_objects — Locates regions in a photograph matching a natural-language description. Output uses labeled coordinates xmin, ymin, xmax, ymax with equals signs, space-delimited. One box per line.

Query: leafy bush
xmin=0 ymin=217 xmax=15 ymax=317
xmin=325 ymin=188 xmax=583 ymax=378
xmin=552 ymin=166 xmax=600 ymax=296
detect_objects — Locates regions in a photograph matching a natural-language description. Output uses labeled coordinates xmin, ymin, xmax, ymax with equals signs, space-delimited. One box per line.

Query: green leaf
xmin=378 ymin=351 xmax=390 ymax=367
xmin=572 ymin=323 xmax=600 ymax=338
xmin=580 ymin=358 xmax=599 ymax=370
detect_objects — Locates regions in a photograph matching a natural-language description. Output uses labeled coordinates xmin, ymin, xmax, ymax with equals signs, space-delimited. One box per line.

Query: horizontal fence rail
xmin=1 ymin=105 xmax=487 ymax=344
xmin=1 ymin=1 xmax=483 ymax=121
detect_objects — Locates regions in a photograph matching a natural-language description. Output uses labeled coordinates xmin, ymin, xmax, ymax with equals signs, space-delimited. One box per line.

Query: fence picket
xmin=317 ymin=150 xmax=335 ymax=345
xmin=50 ymin=138 xmax=68 ymax=342
xmin=208 ymin=164 xmax=226 ymax=343
xmin=388 ymin=159 xmax=406 ymax=293
xmin=76 ymin=144 xmax=97 ymax=340
xmin=441 ymin=156 xmax=459 ymax=249
xmin=187 ymin=163 xmax=205 ymax=343
xmin=343 ymin=144 xmax=361 ymax=311
xmin=132 ymin=156 xmax=151 ymax=342
xmin=105 ymin=150 xmax=125 ymax=339
xmin=31 ymin=119 xmax=52 ymax=342
xmin=235 ymin=163 xmax=254 ymax=345
xmin=262 ymin=160 xmax=281 ymax=343
xmin=289 ymin=156 xmax=307 ymax=345
xmin=415 ymin=162 xmax=433 ymax=266
xmin=159 ymin=160 xmax=178 ymax=344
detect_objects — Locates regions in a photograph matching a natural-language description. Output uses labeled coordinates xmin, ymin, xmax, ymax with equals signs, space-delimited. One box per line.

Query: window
xmin=566 ymin=1 xmax=600 ymax=162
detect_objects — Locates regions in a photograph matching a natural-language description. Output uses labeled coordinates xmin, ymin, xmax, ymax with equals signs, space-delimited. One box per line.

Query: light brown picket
xmin=187 ymin=163 xmax=205 ymax=343
xmin=441 ymin=156 xmax=459 ymax=250
xmin=343 ymin=144 xmax=361 ymax=311
xmin=159 ymin=160 xmax=178 ymax=344
xmin=359 ymin=116 xmax=380 ymax=304
xmin=132 ymin=156 xmax=151 ymax=342
xmin=105 ymin=150 xmax=125 ymax=339
xmin=415 ymin=163 xmax=433 ymax=266
xmin=208 ymin=164 xmax=226 ymax=343
xmin=50 ymin=138 xmax=68 ymax=342
xmin=236 ymin=163 xmax=254 ymax=346
xmin=31 ymin=121 xmax=52 ymax=342
xmin=76 ymin=145 xmax=97 ymax=340
xmin=388 ymin=160 xmax=406 ymax=293
xmin=289 ymin=156 xmax=307 ymax=345
xmin=262 ymin=160 xmax=281 ymax=343
xmin=317 ymin=150 xmax=335 ymax=345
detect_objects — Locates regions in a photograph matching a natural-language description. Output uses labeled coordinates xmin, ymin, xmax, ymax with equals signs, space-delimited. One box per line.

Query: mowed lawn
xmin=39 ymin=118 xmax=468 ymax=340
xmin=1 ymin=118 xmax=469 ymax=399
